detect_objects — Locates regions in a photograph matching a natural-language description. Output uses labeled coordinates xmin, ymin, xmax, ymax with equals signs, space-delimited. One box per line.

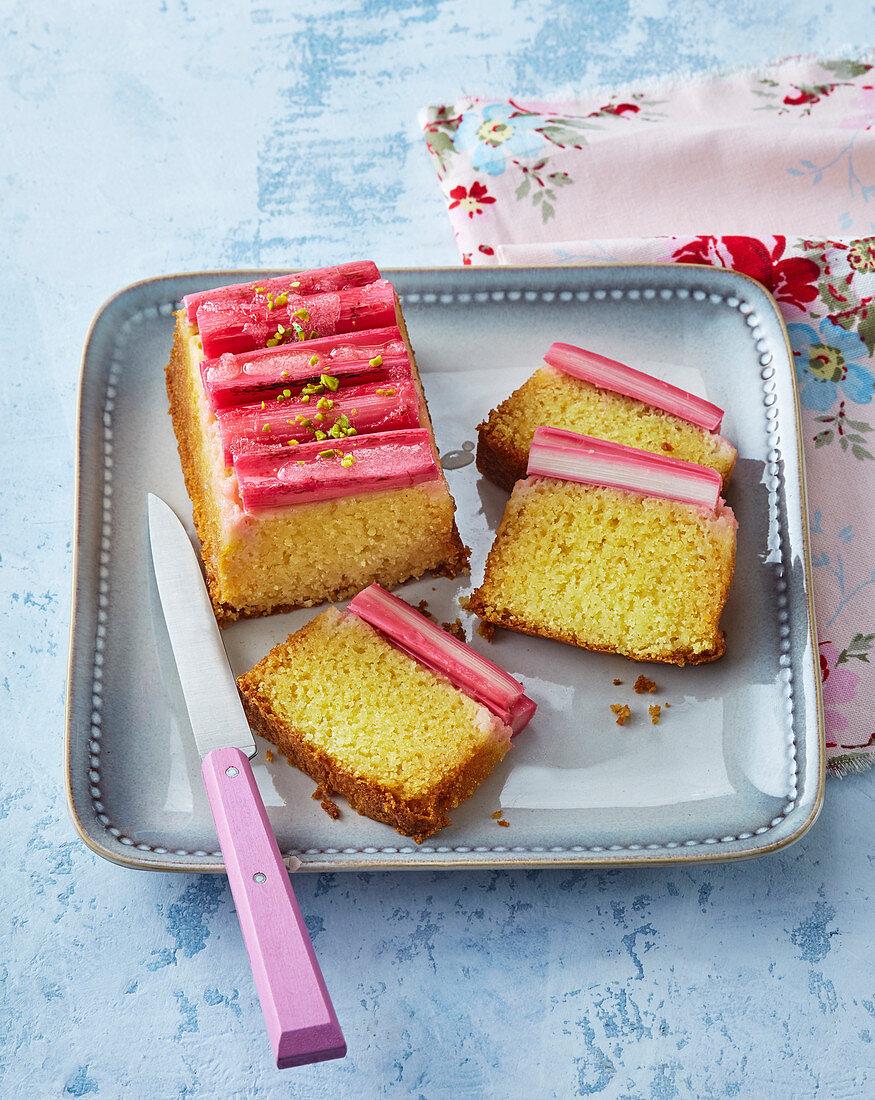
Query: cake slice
xmin=468 ymin=427 xmax=737 ymax=665
xmin=237 ymin=585 xmax=537 ymax=842
xmin=165 ymin=263 xmax=468 ymax=623
xmin=477 ymin=342 xmax=738 ymax=491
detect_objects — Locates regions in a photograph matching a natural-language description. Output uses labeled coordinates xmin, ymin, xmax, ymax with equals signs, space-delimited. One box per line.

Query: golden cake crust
xmin=465 ymin=592 xmax=727 ymax=665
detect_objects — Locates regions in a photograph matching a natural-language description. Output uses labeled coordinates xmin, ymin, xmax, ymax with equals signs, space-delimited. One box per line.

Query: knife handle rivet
xmin=252 ymin=872 xmax=267 ymax=884
xmin=225 ymin=766 xmax=240 ymax=778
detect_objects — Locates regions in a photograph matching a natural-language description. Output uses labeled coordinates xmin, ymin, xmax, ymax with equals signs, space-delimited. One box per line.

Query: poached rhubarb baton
xmin=527 ymin=427 xmax=723 ymax=511
xmin=545 ymin=343 xmax=725 ymax=433
xmin=195 ymin=279 xmax=398 ymax=358
xmin=201 ymin=327 xmax=412 ymax=410
xmin=182 ymin=260 xmax=380 ymax=324
xmin=217 ymin=379 xmax=421 ymax=465
xmin=348 ymin=584 xmax=536 ymax=734
xmin=233 ymin=429 xmax=443 ymax=512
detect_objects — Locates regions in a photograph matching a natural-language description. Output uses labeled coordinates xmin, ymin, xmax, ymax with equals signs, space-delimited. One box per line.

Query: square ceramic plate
xmin=66 ymin=265 xmax=824 ymax=872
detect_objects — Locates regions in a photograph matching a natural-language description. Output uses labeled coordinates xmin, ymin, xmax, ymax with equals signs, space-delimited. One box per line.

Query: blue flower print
xmin=453 ymin=104 xmax=545 ymax=176
xmin=787 ymin=318 xmax=875 ymax=412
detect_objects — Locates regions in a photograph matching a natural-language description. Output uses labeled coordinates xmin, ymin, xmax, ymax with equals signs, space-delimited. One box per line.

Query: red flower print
xmin=784 ymin=89 xmax=821 ymax=107
xmin=671 ymin=235 xmax=821 ymax=312
xmin=587 ymin=102 xmax=641 ymax=119
xmin=448 ymin=180 xmax=497 ymax=219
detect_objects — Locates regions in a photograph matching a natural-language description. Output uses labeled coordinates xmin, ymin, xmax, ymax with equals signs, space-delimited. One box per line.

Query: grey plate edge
xmin=64 ymin=264 xmax=827 ymax=875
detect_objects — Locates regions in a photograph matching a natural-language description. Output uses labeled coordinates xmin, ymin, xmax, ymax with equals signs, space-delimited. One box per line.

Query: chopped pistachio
xmin=320 ymin=374 xmax=339 ymax=392
xmin=341 ymin=454 xmax=356 ymax=467
xmin=369 ymin=355 xmax=383 ymax=369
xmin=292 ymin=307 xmax=309 ymax=321
xmin=309 ymin=354 xmax=319 ymax=367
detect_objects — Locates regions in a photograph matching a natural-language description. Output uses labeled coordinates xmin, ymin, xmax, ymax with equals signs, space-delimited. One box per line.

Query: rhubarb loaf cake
xmin=468 ymin=427 xmax=737 ymax=666
xmin=477 ymin=342 xmax=737 ymax=492
xmin=166 ymin=262 xmax=468 ymax=622
xmin=238 ymin=584 xmax=536 ymax=842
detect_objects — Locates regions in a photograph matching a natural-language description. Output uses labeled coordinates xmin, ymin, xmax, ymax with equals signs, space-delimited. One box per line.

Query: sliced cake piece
xmin=165 ymin=263 xmax=468 ymax=623
xmin=477 ymin=342 xmax=737 ymax=491
xmin=237 ymin=585 xmax=536 ymax=842
xmin=468 ymin=427 xmax=737 ymax=666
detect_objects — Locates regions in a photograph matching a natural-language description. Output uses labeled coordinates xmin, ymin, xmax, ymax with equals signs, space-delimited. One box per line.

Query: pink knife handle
xmin=201 ymin=746 xmax=346 ymax=1068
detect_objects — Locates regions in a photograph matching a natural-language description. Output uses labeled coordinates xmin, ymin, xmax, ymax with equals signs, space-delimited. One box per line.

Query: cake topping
xmin=181 ymin=260 xmax=381 ymax=324
xmin=544 ymin=342 xmax=725 ymax=432
xmin=195 ymin=279 xmax=398 ymax=358
xmin=527 ymin=426 xmax=723 ymax=511
xmin=217 ymin=379 xmax=421 ymax=464
xmin=347 ymin=584 xmax=537 ymax=735
xmin=200 ymin=327 xmax=411 ymax=409
xmin=234 ymin=429 xmax=441 ymax=512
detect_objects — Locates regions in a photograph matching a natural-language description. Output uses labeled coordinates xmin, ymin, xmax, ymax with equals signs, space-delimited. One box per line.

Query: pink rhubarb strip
xmin=182 ymin=261 xmax=381 ymax=324
xmin=234 ymin=429 xmax=441 ymax=512
xmin=545 ymin=342 xmax=724 ymax=432
xmin=347 ymin=584 xmax=536 ymax=735
xmin=527 ymin=426 xmax=723 ymax=511
xmin=201 ymin=327 xmax=411 ymax=410
xmin=217 ymin=380 xmax=421 ymax=464
xmin=195 ymin=279 xmax=398 ymax=358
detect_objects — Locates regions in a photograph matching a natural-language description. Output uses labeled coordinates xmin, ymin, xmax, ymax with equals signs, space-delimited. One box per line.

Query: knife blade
xmin=147 ymin=493 xmax=346 ymax=1069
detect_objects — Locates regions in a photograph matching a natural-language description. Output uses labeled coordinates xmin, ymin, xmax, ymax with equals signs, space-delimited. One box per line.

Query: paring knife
xmin=147 ymin=493 xmax=346 ymax=1069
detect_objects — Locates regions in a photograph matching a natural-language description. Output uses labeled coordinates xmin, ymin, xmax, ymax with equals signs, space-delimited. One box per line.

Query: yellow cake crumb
xmin=468 ymin=478 xmax=736 ymax=665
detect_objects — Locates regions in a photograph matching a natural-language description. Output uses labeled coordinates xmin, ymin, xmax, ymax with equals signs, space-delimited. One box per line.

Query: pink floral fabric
xmin=420 ymin=58 xmax=875 ymax=773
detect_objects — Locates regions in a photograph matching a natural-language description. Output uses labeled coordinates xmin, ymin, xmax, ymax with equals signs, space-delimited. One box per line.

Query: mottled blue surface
xmin=3 ymin=2 xmax=875 ymax=1096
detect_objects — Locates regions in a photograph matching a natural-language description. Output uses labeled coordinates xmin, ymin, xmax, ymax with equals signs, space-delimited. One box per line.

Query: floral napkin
xmin=419 ymin=57 xmax=875 ymax=774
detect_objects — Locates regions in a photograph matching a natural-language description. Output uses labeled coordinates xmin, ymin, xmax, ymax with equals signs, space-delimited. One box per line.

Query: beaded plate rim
xmin=65 ymin=264 xmax=825 ymax=874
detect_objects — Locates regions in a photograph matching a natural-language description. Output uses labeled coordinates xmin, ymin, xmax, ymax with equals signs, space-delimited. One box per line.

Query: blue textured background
xmin=4 ymin=2 xmax=875 ymax=1096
